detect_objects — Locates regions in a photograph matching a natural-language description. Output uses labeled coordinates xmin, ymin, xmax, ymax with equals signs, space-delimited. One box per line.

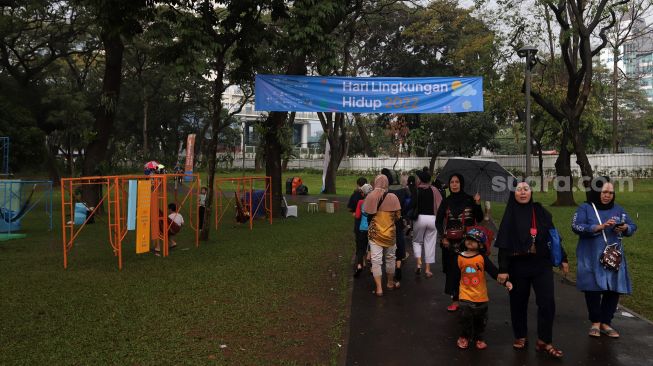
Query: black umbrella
xmin=436 ymin=158 xmax=514 ymax=202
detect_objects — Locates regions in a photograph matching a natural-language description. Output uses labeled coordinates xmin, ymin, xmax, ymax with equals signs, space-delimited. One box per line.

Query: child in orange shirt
xmin=456 ymin=228 xmax=512 ymax=350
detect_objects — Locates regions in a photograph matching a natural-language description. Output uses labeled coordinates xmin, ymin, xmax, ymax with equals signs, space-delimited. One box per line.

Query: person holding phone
xmin=572 ymin=176 xmax=637 ymax=339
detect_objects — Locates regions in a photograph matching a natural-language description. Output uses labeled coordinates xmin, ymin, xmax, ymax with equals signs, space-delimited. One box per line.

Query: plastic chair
xmin=282 ymin=196 xmax=298 ymax=218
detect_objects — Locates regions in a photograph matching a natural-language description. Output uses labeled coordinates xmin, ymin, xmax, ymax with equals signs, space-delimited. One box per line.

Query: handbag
xmin=444 ymin=207 xmax=466 ymax=241
xmin=591 ymin=203 xmax=623 ymax=272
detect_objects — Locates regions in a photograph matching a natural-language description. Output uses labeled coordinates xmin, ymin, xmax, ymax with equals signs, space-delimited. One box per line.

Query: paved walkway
xmin=344 ymin=247 xmax=653 ymax=366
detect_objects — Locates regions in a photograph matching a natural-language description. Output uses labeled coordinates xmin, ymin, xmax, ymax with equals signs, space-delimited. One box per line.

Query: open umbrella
xmin=144 ymin=160 xmax=160 ymax=170
xmin=436 ymin=157 xmax=514 ymax=202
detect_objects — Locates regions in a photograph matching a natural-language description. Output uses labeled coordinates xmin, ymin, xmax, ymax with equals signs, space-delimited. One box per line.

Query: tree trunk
xmin=200 ymin=76 xmax=225 ymax=241
xmin=429 ymin=154 xmax=438 ymax=175
xmin=571 ymin=130 xmax=593 ymax=179
xmin=319 ymin=113 xmax=347 ymax=194
xmin=552 ymin=131 xmax=576 ymax=206
xmin=612 ymin=51 xmax=619 ymax=153
xmin=81 ymin=30 xmax=124 ymax=207
xmin=534 ymin=139 xmax=545 ymax=192
xmin=143 ymin=87 xmax=148 ymax=155
xmin=264 ymin=111 xmax=287 ymax=218
xmin=44 ymin=141 xmax=61 ymax=185
xmin=353 ymin=113 xmax=374 ymax=157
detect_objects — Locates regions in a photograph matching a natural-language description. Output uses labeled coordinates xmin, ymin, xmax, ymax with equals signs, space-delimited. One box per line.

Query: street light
xmin=518 ymin=46 xmax=538 ymax=179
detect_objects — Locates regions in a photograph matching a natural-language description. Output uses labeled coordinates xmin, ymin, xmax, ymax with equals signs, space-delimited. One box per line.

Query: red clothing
xmin=355 ymin=200 xmax=364 ymax=219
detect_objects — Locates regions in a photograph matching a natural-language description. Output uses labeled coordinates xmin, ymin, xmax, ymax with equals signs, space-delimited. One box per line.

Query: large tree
xmin=163 ymin=0 xmax=283 ymax=239
xmin=79 ymin=0 xmax=154 ymax=205
xmin=261 ymin=0 xmax=349 ymax=212
xmin=531 ymin=0 xmax=628 ymax=183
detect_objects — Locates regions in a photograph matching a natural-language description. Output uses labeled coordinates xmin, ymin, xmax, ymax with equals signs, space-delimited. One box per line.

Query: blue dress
xmin=571 ymin=203 xmax=637 ymax=294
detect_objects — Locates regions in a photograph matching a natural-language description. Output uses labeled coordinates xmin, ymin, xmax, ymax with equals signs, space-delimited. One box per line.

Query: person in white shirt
xmin=153 ymin=203 xmax=184 ymax=255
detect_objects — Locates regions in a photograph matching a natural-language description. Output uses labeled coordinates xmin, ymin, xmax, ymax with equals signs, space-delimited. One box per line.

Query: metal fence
xmin=232 ymin=153 xmax=653 ymax=177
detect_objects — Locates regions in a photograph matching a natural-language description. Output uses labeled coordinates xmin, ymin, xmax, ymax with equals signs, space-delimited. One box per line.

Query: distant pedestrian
xmin=411 ymin=170 xmax=442 ymax=278
xmin=571 ymin=176 xmax=637 ymax=339
xmin=436 ymin=173 xmax=483 ymax=312
xmin=353 ymin=183 xmax=373 ymax=277
xmin=364 ymin=174 xmax=402 ymax=297
xmin=381 ymin=168 xmax=410 ymax=288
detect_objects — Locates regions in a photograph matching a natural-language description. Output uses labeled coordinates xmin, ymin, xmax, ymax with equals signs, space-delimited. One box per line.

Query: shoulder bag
xmin=591 ymin=203 xmax=622 ymax=271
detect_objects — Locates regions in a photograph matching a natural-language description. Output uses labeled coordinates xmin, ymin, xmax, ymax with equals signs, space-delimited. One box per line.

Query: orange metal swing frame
xmin=61 ymin=174 xmax=200 ymax=270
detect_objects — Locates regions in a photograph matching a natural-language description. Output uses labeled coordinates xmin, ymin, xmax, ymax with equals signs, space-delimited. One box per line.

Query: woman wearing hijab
xmin=572 ymin=176 xmax=637 ymax=339
xmin=495 ymin=180 xmax=568 ymax=359
xmin=364 ymin=174 xmax=403 ymax=297
xmin=436 ymin=173 xmax=483 ymax=311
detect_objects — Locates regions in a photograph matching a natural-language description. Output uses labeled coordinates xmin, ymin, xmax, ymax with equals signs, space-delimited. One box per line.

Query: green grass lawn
xmin=1 ymin=171 xmax=651 ymax=364
xmin=0 ymin=183 xmax=355 ymax=365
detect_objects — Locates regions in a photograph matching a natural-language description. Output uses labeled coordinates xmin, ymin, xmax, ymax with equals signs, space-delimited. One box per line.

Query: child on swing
xmin=153 ymin=203 xmax=184 ymax=255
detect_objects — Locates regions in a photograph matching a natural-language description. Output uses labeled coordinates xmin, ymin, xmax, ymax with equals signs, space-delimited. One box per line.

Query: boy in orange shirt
xmin=457 ymin=228 xmax=512 ymax=350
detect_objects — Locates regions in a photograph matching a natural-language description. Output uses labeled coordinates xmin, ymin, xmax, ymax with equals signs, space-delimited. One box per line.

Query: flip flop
xmin=588 ymin=327 xmax=600 ymax=338
xmin=600 ymin=326 xmax=620 ymax=338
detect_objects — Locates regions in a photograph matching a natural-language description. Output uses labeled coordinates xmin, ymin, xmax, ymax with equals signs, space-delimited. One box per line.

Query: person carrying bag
xmin=571 ymin=176 xmax=637 ymax=339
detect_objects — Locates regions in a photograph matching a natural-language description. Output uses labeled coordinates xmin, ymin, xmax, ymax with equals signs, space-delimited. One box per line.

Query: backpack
xmin=359 ymin=193 xmax=388 ymax=232
xmin=359 ymin=203 xmax=370 ymax=231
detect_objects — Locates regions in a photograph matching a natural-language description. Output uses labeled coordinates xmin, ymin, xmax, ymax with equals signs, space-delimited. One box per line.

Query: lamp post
xmin=518 ymin=46 xmax=538 ymax=179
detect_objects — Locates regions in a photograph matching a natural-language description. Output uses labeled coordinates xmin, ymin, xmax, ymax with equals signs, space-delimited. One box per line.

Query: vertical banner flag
xmin=255 ymin=75 xmax=483 ymax=113
xmin=136 ymin=180 xmax=152 ymax=254
xmin=184 ymin=134 xmax=196 ymax=182
xmin=127 ymin=180 xmax=137 ymax=231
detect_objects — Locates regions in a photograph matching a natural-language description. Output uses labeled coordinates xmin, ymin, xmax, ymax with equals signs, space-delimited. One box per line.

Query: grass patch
xmin=0 ymin=189 xmax=354 ymax=365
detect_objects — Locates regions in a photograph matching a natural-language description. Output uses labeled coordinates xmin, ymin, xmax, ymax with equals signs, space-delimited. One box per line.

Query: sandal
xmin=425 ymin=271 xmax=433 ymax=278
xmin=600 ymin=325 xmax=620 ymax=338
xmin=588 ymin=326 xmax=600 ymax=338
xmin=447 ymin=304 xmax=459 ymax=312
xmin=535 ymin=341 xmax=563 ymax=359
xmin=456 ymin=337 xmax=469 ymax=349
xmin=415 ymin=267 xmax=422 ymax=275
xmin=372 ymin=290 xmax=383 ymax=297
xmin=475 ymin=340 xmax=487 ymax=350
xmin=512 ymin=338 xmax=527 ymax=350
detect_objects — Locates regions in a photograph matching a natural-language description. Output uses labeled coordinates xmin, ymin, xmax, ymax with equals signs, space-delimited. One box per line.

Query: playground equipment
xmin=60 ymin=174 xmax=200 ymax=270
xmin=0 ymin=180 xmax=53 ymax=238
xmin=214 ymin=176 xmax=272 ymax=230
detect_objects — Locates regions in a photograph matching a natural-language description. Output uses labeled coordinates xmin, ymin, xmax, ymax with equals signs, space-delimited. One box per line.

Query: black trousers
xmin=508 ymin=255 xmax=555 ymax=343
xmin=584 ymin=291 xmax=620 ymax=325
xmin=198 ymin=206 xmax=206 ymax=230
xmin=354 ymin=229 xmax=368 ymax=266
xmin=459 ymin=300 xmax=489 ymax=341
xmin=444 ymin=241 xmax=462 ymax=300
xmin=395 ymin=220 xmax=406 ymax=261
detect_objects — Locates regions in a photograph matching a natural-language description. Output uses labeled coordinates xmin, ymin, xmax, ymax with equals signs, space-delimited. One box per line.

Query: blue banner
xmin=255 ymin=75 xmax=483 ymax=114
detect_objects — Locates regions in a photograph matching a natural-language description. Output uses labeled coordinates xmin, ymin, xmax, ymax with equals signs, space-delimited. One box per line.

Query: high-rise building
xmin=622 ymin=19 xmax=653 ymax=101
